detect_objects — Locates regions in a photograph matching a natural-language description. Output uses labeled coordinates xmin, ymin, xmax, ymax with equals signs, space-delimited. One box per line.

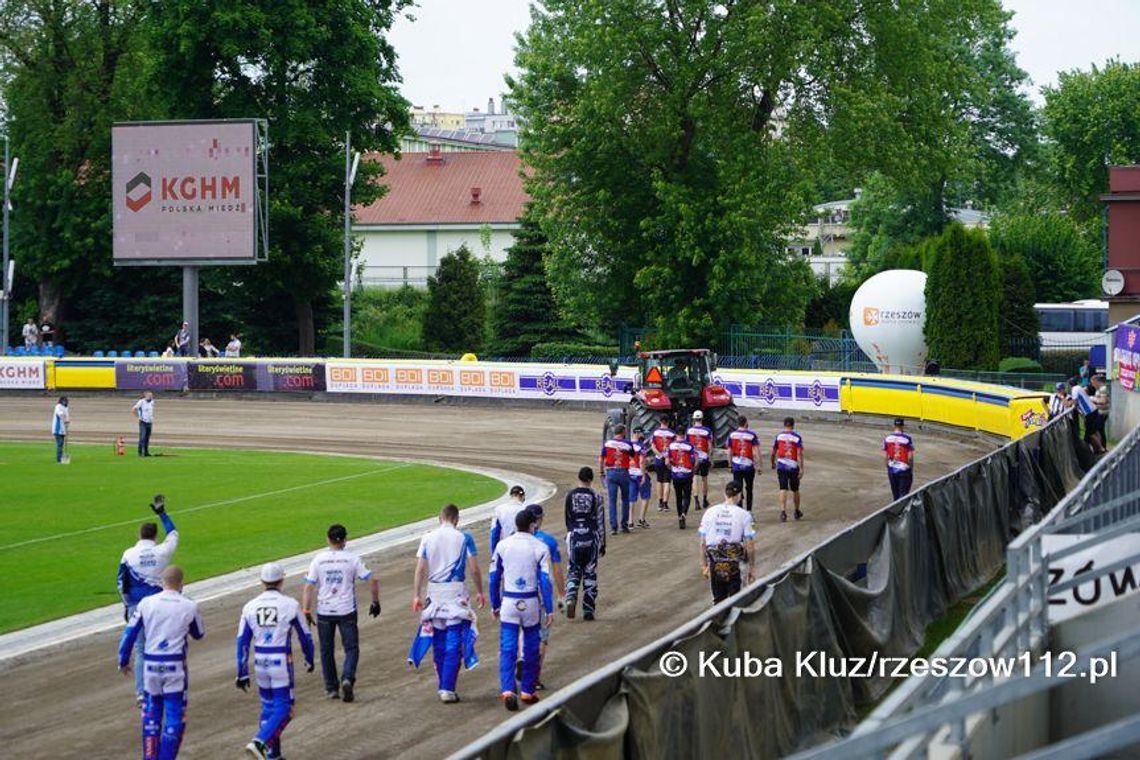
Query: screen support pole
xmin=183 ymin=265 xmax=199 ymax=356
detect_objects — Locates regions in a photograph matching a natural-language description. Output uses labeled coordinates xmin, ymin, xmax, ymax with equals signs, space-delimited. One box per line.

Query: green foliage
xmin=1039 ymin=350 xmax=1088 ymax=377
xmin=998 ymin=357 xmax=1042 ymax=373
xmin=988 ymin=214 xmax=1100 ymax=302
xmin=347 ymin=286 xmax=428 ymax=355
xmin=488 ymin=210 xmax=581 ymax=356
xmin=845 ymin=173 xmax=942 ymax=279
xmin=924 ymin=224 xmax=1001 ymax=370
xmin=804 ymin=277 xmax=857 ymax=330
xmin=1 ymin=0 xmax=152 ymax=332
xmin=530 ymin=342 xmax=619 ymax=359
xmin=997 ymin=254 xmax=1040 ymax=358
xmin=1042 ymin=60 xmax=1140 ymax=224
xmin=422 ymin=246 xmax=485 ymax=353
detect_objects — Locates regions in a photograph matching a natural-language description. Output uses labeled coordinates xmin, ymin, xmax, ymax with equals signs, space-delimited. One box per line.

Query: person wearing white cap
xmin=235 ymin=562 xmax=315 ymax=760
xmin=685 ymin=411 xmax=714 ymax=511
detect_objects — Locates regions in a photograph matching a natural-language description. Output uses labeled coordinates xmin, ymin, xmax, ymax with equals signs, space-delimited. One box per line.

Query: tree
xmin=804 ymin=277 xmax=856 ymax=331
xmin=997 ymin=254 xmax=1039 ymax=359
xmin=844 ymin=173 xmax=941 ymax=280
xmin=1 ymin=0 xmax=150 ymax=336
xmin=510 ymin=0 xmax=1035 ymax=344
xmin=146 ymin=0 xmax=410 ymax=354
xmin=924 ymin=224 xmax=1001 ymax=370
xmin=488 ymin=209 xmax=580 ymax=356
xmin=988 ymin=214 xmax=1100 ymax=303
xmin=422 ymin=246 xmax=485 ymax=353
xmin=1043 ymin=60 xmax=1140 ymax=224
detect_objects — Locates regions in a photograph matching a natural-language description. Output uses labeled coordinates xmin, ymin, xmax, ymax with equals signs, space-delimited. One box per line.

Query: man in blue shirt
xmin=525 ymin=504 xmax=564 ymax=691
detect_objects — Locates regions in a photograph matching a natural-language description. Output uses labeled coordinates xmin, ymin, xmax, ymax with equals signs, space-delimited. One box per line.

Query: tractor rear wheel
xmin=628 ymin=397 xmax=668 ymax=437
xmin=705 ymin=402 xmax=740 ymax=449
xmin=602 ymin=408 xmax=627 ymax=443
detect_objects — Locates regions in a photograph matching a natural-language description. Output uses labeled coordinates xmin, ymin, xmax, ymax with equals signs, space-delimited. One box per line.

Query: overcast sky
xmin=389 ymin=0 xmax=1140 ymax=111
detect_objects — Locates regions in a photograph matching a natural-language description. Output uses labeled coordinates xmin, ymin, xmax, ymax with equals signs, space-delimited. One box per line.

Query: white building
xmin=353 ymin=148 xmax=527 ymax=287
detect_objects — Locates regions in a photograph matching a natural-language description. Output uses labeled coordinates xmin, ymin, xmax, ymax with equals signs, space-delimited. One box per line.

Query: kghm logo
xmin=125 ymin=172 xmax=152 ymax=212
xmin=863 ymin=307 xmax=880 ymax=326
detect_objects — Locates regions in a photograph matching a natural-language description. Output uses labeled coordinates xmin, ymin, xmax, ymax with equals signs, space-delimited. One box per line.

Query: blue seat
xmin=55 ymin=345 xmax=65 ymax=357
xmin=135 ymin=351 xmax=146 ymax=358
xmin=93 ymin=350 xmax=105 ymax=358
xmin=148 ymin=351 xmax=159 ymax=358
xmin=121 ymin=350 xmax=133 ymax=357
xmin=107 ymin=350 xmax=118 ymax=358
xmin=14 ymin=346 xmax=26 ymax=357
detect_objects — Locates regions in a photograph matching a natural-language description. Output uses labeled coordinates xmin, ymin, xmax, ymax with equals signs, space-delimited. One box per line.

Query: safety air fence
xmin=0 ymin=357 xmax=1052 ymax=440
xmin=448 ymin=412 xmax=1086 ymax=760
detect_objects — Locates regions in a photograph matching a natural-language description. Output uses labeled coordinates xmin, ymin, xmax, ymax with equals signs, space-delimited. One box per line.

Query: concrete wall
xmin=1109 ymin=379 xmax=1140 ymax=440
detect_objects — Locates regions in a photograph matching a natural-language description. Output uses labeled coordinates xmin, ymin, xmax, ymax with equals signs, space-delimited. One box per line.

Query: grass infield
xmin=0 ymin=442 xmax=503 ymax=633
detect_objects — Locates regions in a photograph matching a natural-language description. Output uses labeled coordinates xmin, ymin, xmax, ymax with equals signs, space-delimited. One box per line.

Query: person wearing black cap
xmin=563 ymin=467 xmax=606 ymax=621
xmin=883 ymin=419 xmax=916 ymax=501
xmin=698 ymin=481 xmax=756 ymax=602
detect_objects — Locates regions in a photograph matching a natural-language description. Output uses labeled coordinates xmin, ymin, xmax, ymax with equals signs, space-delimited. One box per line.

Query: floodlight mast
xmin=1 ymin=136 xmax=14 ymax=351
xmin=342 ymin=132 xmax=360 ymax=359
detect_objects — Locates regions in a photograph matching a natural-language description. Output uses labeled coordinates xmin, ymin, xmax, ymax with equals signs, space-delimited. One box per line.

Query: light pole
xmin=1 ymin=136 xmax=17 ymax=352
xmin=342 ymin=132 xmax=360 ymax=358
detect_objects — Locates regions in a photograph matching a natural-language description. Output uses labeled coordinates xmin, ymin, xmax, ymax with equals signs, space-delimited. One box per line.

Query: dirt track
xmin=0 ymin=396 xmax=993 ymax=759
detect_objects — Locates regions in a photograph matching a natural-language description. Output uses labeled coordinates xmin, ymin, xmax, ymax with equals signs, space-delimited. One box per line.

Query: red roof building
xmin=352 ymin=150 xmax=529 ymax=287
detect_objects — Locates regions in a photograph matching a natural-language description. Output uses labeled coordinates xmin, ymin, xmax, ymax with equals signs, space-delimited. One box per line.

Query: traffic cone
xmin=116 ymin=436 xmax=125 ymax=456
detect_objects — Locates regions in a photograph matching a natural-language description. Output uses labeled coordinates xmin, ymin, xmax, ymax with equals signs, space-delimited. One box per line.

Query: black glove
xmin=150 ymin=494 xmax=166 ymax=515
xmin=123 ymin=606 xmax=130 ymax=623
xmin=235 ymin=676 xmax=250 ymax=692
xmin=368 ymin=601 xmax=381 ymax=618
xmin=305 ymin=612 xmax=315 ymax=627
xmin=305 ymin=661 xmax=315 ymax=673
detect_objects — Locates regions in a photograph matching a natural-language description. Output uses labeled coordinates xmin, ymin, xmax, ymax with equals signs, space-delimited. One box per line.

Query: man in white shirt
xmin=409 ymin=504 xmax=485 ymax=703
xmin=118 ymin=566 xmax=205 ymax=760
xmin=133 ymin=390 xmax=156 ymax=457
xmin=489 ymin=509 xmax=554 ymax=711
xmin=301 ymin=524 xmax=381 ymax=702
xmin=118 ymin=495 xmax=179 ymax=705
xmin=51 ymin=396 xmax=70 ymax=463
xmin=698 ymin=481 xmax=757 ymax=603
xmin=490 ymin=485 xmax=528 ymax=554
xmin=225 ymin=333 xmax=243 ymax=357
xmin=22 ymin=318 xmax=39 ymax=349
xmin=235 ymin=562 xmax=315 ymax=760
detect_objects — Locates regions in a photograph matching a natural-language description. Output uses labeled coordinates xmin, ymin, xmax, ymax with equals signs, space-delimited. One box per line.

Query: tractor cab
xmin=640 ymin=350 xmax=715 ymax=400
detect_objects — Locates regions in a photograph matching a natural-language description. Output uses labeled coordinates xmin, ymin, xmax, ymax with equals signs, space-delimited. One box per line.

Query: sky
xmin=388 ymin=0 xmax=1140 ymax=112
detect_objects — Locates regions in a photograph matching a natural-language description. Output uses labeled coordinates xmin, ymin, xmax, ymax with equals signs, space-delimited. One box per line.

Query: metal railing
xmin=358 ymin=265 xmax=439 ymax=288
xmin=791 ymin=418 xmax=1140 ymax=760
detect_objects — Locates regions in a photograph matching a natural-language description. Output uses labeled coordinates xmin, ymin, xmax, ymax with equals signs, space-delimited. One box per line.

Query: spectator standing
xmin=301 ymin=524 xmax=381 ymax=703
xmin=161 ymin=342 xmax=176 ymax=359
xmin=51 ymin=396 xmax=69 ymax=463
xmin=40 ymin=321 xmax=55 ymax=348
xmin=1078 ymin=358 xmax=1091 ymax=388
xmin=199 ymin=338 xmax=220 ymax=358
xmin=174 ymin=322 xmax=191 ymax=357
xmin=132 ymin=391 xmax=156 ymax=457
xmin=1048 ymin=382 xmax=1070 ymax=419
xmin=22 ymin=318 xmax=39 ymax=350
xmin=1070 ymin=377 xmax=1103 ymax=454
xmin=225 ymin=333 xmax=243 ymax=357
xmin=1089 ymin=374 xmax=1109 ymax=451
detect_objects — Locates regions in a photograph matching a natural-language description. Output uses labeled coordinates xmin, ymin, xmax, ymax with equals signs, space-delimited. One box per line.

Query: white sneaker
xmin=245 ymin=740 xmax=269 ymax=759
xmin=439 ymin=690 xmax=460 ymax=703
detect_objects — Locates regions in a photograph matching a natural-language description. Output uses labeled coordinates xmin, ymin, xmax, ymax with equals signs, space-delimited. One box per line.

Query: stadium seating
xmin=93 ymin=351 xmax=104 ymax=357
xmin=107 ymin=351 xmax=118 ymax=358
xmin=148 ymin=351 xmax=159 ymax=358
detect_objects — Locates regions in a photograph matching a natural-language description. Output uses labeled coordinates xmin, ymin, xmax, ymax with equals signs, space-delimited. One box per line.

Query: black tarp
xmin=466 ymin=415 xmax=1086 ymax=760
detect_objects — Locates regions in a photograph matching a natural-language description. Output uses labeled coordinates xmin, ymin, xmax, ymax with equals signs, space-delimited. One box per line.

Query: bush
xmin=1039 ymin=349 xmax=1088 ymax=377
xmin=530 ymin=342 xmax=618 ymax=359
xmin=423 ymin=246 xmax=486 ymax=353
xmin=998 ymin=356 xmax=1043 ymax=373
xmin=348 ymin=286 xmax=428 ymax=353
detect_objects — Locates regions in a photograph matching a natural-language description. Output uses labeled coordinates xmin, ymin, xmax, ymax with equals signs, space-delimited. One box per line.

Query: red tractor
xmin=604 ymin=348 xmax=740 ymax=448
